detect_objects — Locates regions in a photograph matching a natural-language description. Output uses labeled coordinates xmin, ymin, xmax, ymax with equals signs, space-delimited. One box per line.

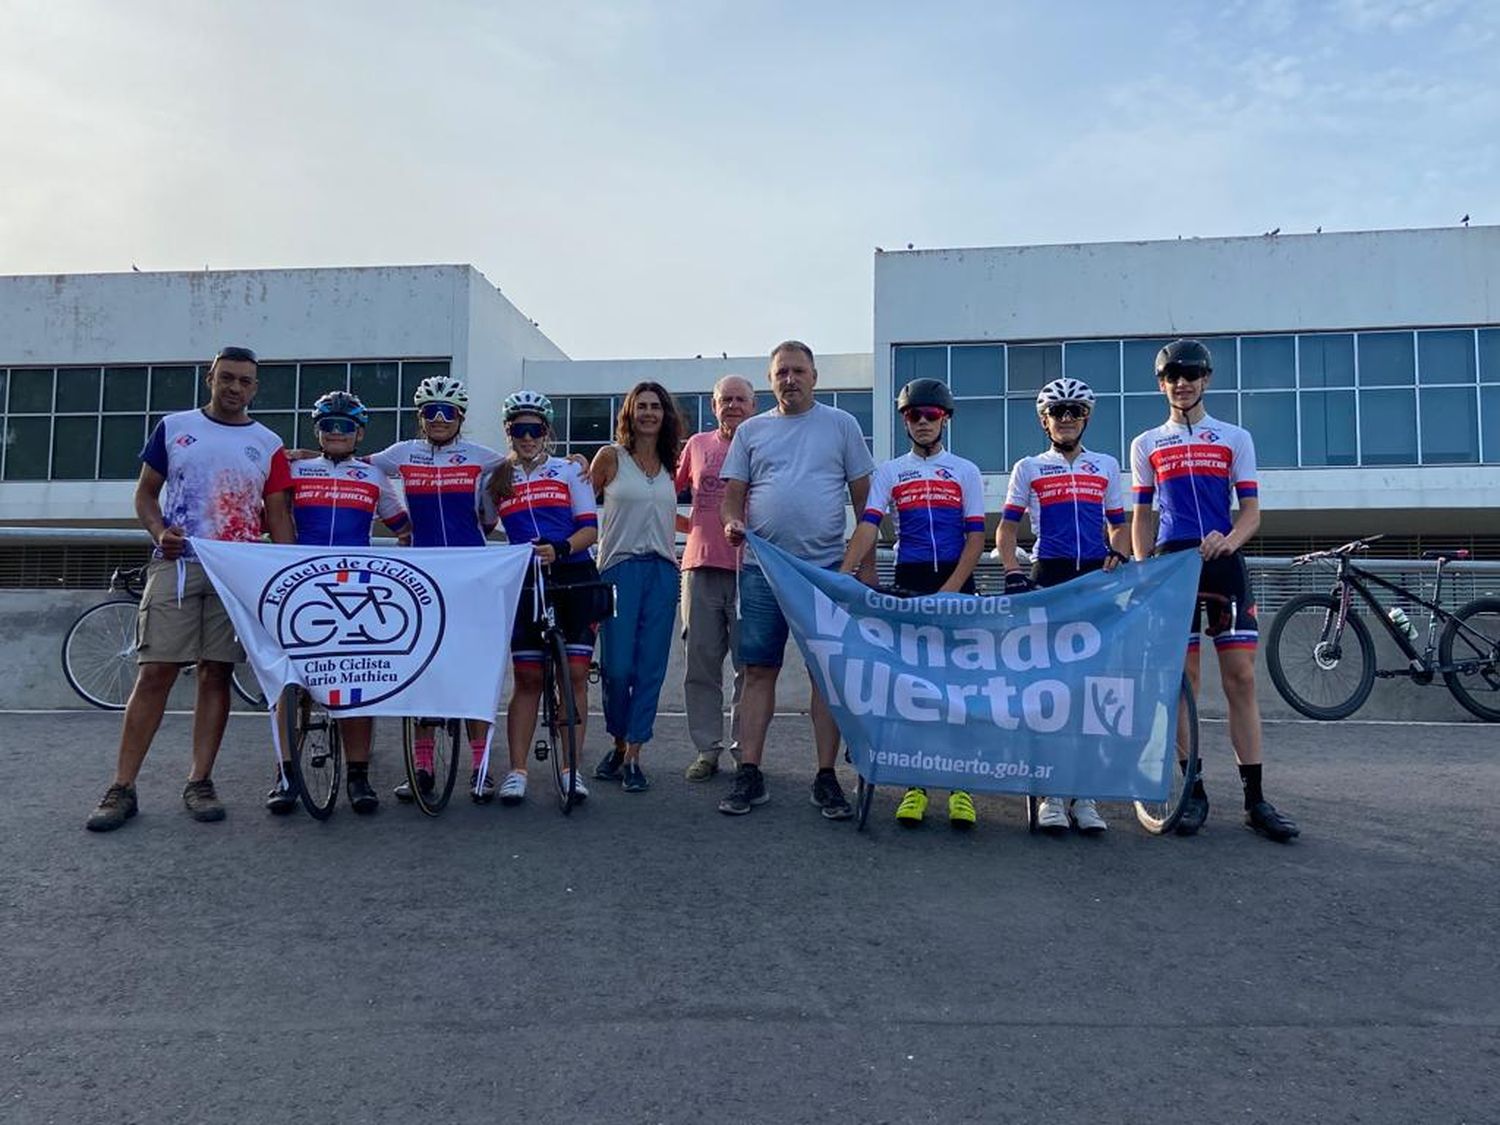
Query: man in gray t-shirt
xmin=719 ymin=340 xmax=874 ymax=819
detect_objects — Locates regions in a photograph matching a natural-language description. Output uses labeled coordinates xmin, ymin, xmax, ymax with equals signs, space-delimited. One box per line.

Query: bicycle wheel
xmin=62 ymin=600 xmax=139 ymax=710
xmin=1266 ymin=593 xmax=1376 ymax=721
xmin=232 ymin=664 xmax=268 ymax=708
xmin=1134 ymin=674 xmax=1201 ymax=835
xmin=402 ymin=715 xmax=460 ymax=816
xmin=1440 ymin=597 xmax=1500 ymax=722
xmin=545 ymin=630 xmax=581 ymax=814
xmin=282 ymin=685 xmax=342 ymax=820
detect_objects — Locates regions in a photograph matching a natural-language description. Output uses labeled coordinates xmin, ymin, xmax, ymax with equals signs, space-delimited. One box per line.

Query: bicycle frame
xmin=1322 ymin=555 xmax=1476 ymax=681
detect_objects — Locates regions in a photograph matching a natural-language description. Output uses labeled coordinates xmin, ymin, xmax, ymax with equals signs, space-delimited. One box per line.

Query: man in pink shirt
xmin=676 ymin=374 xmax=754 ymax=780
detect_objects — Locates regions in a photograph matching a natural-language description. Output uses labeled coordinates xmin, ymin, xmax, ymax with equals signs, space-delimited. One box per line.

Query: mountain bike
xmin=531 ymin=575 xmax=616 ymax=814
xmin=63 ymin=565 xmax=267 ymax=709
xmin=1266 ymin=536 xmax=1500 ymax=721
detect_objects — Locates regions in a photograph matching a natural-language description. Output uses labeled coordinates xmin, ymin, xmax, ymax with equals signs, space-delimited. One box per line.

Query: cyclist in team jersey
xmin=365 ymin=375 xmax=508 ymax=803
xmin=999 ymin=377 xmax=1130 ymax=835
xmin=266 ymin=391 xmax=411 ymax=816
xmin=1130 ymin=339 xmax=1299 ymax=843
xmin=488 ymin=390 xmax=601 ymax=805
xmin=839 ymin=378 xmax=986 ymax=828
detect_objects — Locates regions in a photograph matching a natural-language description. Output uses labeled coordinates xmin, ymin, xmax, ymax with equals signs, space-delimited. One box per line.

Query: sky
xmin=1 ymin=0 xmax=1496 ymax=359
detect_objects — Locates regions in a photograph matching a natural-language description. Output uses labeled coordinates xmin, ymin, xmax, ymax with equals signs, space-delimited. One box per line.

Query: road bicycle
xmin=279 ymin=684 xmax=342 ymax=820
xmin=531 ymin=574 xmax=616 ymax=814
xmin=398 ymin=571 xmax=614 ymax=817
xmin=62 ymin=565 xmax=267 ymax=710
xmin=1266 ymin=536 xmax=1500 ymax=721
xmin=400 ymin=713 xmax=463 ymax=817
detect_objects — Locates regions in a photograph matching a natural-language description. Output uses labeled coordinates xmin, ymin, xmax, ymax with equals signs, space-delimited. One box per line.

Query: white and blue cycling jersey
xmin=1002 ymin=448 xmax=1126 ymax=564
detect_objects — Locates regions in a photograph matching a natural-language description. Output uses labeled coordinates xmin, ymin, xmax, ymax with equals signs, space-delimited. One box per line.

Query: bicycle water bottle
xmin=1388 ymin=607 xmax=1418 ymax=643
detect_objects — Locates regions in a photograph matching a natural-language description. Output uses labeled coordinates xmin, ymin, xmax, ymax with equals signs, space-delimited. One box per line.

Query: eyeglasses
xmin=508 ymin=421 xmax=547 ymax=440
xmin=1045 ymin=403 xmax=1089 ymax=420
xmin=1159 ymin=369 xmax=1207 ymax=385
xmin=215 ymin=346 xmax=258 ymax=364
xmin=315 ymin=417 xmax=360 ymax=435
xmin=903 ymin=407 xmax=949 ymax=423
xmin=419 ymin=402 xmax=461 ymax=422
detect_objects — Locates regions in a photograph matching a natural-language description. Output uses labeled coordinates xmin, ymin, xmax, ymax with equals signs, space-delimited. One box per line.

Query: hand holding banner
xmin=745 ymin=534 xmax=1201 ymax=802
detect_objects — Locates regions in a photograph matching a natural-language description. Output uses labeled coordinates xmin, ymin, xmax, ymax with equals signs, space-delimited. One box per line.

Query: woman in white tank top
xmin=588 ymin=382 xmax=684 ymax=792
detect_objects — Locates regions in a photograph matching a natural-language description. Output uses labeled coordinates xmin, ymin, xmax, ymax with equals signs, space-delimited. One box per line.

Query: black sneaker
xmin=347 ymin=774 xmax=379 ymax=814
xmin=266 ymin=768 xmax=298 ymax=815
xmin=470 ymin=769 xmax=497 ymax=804
xmin=594 ymin=748 xmax=626 ymax=782
xmin=85 ymin=783 xmax=138 ymax=833
xmin=1175 ymin=791 xmax=1209 ymax=836
xmin=393 ymin=771 xmax=434 ymax=803
xmin=182 ymin=778 xmax=226 ymax=823
xmin=718 ymin=766 xmax=769 ymax=815
xmin=1246 ymin=799 xmax=1300 ymax=843
xmin=810 ymin=770 xmax=853 ymax=820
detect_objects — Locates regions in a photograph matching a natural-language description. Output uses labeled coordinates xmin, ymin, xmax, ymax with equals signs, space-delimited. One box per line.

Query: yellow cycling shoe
xmin=948 ymin=790 xmax=977 ymax=829
xmin=895 ymin=787 xmax=928 ymax=826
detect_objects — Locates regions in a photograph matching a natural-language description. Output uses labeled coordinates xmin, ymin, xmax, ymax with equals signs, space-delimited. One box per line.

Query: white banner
xmin=193 ymin=539 xmax=531 ymax=722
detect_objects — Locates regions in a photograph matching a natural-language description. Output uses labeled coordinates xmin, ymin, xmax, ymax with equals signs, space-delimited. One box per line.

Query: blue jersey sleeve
xmin=141 ymin=421 xmax=169 ymax=476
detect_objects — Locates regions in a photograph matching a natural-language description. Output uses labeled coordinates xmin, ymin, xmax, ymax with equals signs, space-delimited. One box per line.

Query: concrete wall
xmin=8 ymin=590 xmax=1485 ymax=724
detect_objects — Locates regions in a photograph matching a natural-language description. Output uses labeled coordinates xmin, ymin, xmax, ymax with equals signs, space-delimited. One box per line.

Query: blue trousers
xmin=600 ymin=555 xmax=680 ymax=744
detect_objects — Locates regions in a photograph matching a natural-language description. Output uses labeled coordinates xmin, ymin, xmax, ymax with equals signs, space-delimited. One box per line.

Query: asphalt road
xmin=3 ymin=710 xmax=1497 ymax=1124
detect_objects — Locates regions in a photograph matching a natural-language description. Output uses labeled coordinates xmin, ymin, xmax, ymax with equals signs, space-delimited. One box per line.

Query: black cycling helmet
xmin=896 ymin=378 xmax=956 ymax=415
xmin=310 ymin=390 xmax=370 ymax=427
xmin=1155 ymin=338 xmax=1214 ymax=379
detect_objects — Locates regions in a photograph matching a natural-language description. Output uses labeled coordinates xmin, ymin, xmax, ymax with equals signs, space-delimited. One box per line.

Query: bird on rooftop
xmin=1462 ymin=214 xmax=1470 ymax=226
xmin=875 ymin=247 xmax=885 ymax=253
xmin=906 ymin=242 xmax=914 ymax=250
xmin=1269 ymin=227 xmax=1280 ymax=237
xmin=131 ymin=264 xmax=140 ymax=272
xmin=721 ymin=352 xmax=727 ymax=359
xmin=1316 ymin=226 xmax=1322 ymax=234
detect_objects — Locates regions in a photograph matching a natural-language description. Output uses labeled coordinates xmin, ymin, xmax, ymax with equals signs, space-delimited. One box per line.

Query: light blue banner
xmin=747 ymin=534 xmax=1202 ymax=801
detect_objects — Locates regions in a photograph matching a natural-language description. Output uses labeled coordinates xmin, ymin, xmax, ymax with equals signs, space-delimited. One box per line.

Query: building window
xmin=894 ymin=326 xmax=1500 ymax=472
xmin=0 ymin=358 xmax=449 ymax=481
xmin=1241 ymin=335 xmax=1295 ymax=389
xmin=1358 ymin=332 xmax=1415 ymax=386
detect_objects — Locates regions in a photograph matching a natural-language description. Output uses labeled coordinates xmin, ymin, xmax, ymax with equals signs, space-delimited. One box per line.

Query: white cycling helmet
xmin=503 ymin=389 xmax=554 ymax=426
xmin=413 ymin=375 xmax=469 ymax=413
xmin=1036 ymin=377 xmax=1096 ymax=416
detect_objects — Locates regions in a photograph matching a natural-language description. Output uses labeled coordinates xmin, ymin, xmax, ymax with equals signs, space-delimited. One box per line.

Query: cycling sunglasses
xmin=315 ymin=416 xmax=360 ymax=435
xmin=1159 ymin=368 xmax=1207 ymax=384
xmin=1045 ymin=403 xmax=1089 ymax=420
xmin=508 ymin=421 xmax=547 ymax=440
xmin=903 ymin=406 xmax=949 ymax=423
xmin=419 ymin=402 xmax=462 ymax=422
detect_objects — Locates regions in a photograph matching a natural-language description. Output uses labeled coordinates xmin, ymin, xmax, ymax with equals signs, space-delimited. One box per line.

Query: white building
xmin=2 ymin=225 xmax=1497 ymax=550
xmin=873 ymin=225 xmax=1500 ymax=542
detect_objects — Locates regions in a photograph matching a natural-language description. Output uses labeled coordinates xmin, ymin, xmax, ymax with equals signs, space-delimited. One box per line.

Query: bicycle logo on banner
xmin=258 ymin=555 xmax=447 ymax=708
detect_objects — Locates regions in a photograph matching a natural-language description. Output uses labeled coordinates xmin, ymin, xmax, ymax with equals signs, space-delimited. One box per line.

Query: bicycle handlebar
xmin=1290 ymin=535 xmax=1384 ymax=566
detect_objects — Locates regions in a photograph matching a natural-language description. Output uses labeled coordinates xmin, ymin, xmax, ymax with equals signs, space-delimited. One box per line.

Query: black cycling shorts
xmin=511 ymin=559 xmax=602 ymax=664
xmin=893 ymin=560 xmax=978 ymax=597
xmin=1156 ymin=539 xmax=1258 ymax=650
xmin=1031 ymin=556 xmax=1105 ymax=590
